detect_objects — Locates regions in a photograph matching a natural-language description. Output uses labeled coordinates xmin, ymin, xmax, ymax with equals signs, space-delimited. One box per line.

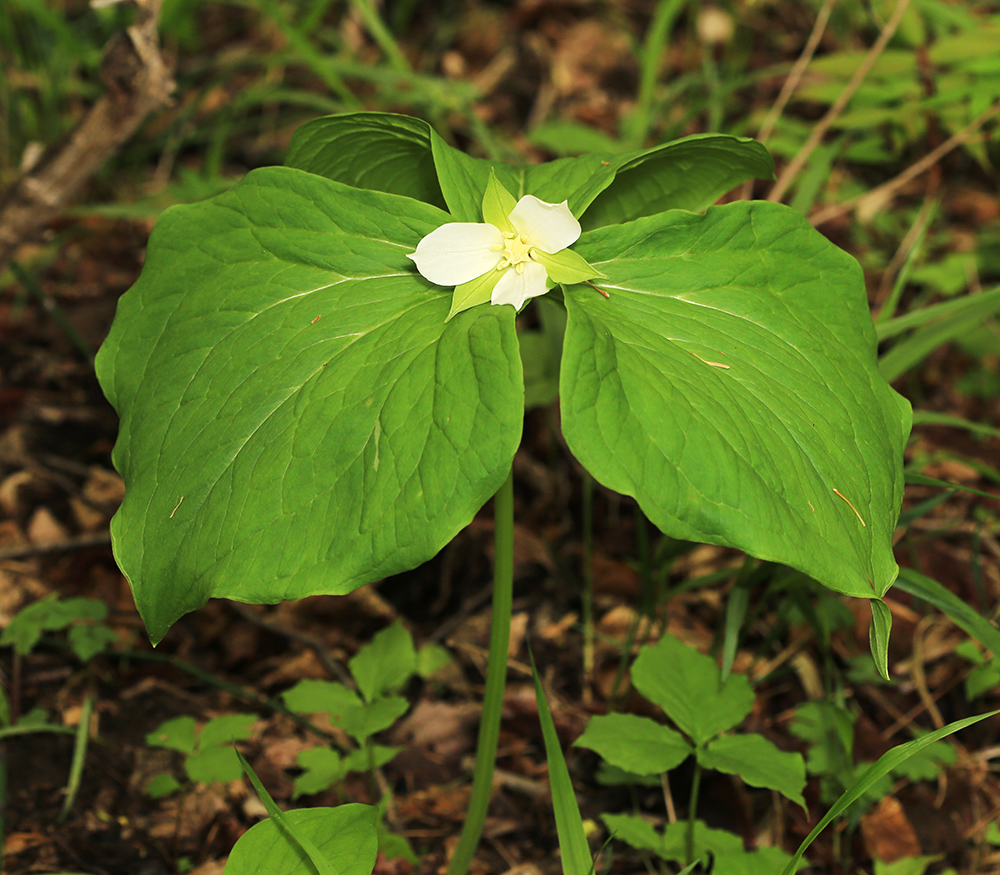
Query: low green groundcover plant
xmin=96 ymin=111 xmax=921 ymax=872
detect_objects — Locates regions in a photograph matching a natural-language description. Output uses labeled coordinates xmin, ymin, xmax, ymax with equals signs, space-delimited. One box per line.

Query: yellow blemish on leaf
xmin=833 ymin=488 xmax=866 ymax=527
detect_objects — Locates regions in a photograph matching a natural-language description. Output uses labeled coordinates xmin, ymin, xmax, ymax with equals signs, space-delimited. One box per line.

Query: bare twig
xmin=767 ymin=0 xmax=911 ymax=204
xmin=810 ymin=99 xmax=1000 ymax=226
xmin=0 ymin=531 xmax=112 ymax=562
xmin=0 ymin=0 xmax=174 ymax=272
xmin=740 ymin=0 xmax=835 ymax=200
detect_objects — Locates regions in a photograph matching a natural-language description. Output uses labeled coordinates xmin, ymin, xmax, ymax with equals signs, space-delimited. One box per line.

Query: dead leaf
xmin=861 ymin=795 xmax=921 ymax=862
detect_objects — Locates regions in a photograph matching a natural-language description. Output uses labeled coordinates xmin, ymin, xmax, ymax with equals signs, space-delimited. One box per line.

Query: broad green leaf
xmin=146 ymin=716 xmax=197 ymax=754
xmin=341 ymin=744 xmax=400 ymax=774
xmin=0 ymin=596 xmax=107 ymax=655
xmin=185 ymin=745 xmax=244 ymax=784
xmin=575 ymin=713 xmax=691 ymax=776
xmin=780 ymin=711 xmax=999 ymax=875
xmin=630 ymin=634 xmax=754 ymax=746
xmin=415 ymin=642 xmax=453 ymax=678
xmin=293 ymin=747 xmax=345 ymax=798
xmin=578 ymin=134 xmax=774 ymax=230
xmin=282 ymin=681 xmax=407 ymax=742
xmin=67 ymin=624 xmax=118 ymax=661
xmin=531 ymin=650 xmax=592 ymax=875
xmin=894 ymin=568 xmax=1000 ymax=657
xmin=889 ymin=736 xmax=955 ymax=782
xmin=338 ymin=696 xmax=410 ymax=743
xmin=97 ymin=167 xmax=523 ymax=643
xmin=145 ymin=773 xmax=181 ymax=798
xmin=565 ymin=201 xmax=910 ymax=600
xmin=234 ymin=749 xmax=345 ymax=875
xmin=199 ymin=713 xmax=257 ymax=749
xmin=429 ymin=128 xmax=772 ymax=226
xmin=874 ymin=856 xmax=942 ymax=875
xmin=602 ymin=814 xmax=744 ymax=861
xmin=869 ymin=598 xmax=893 ymax=681
xmin=699 ymin=733 xmax=807 ymax=809
xmin=283 ymin=680 xmax=364 ymax=717
xmin=225 ymin=804 xmax=378 ymax=875
xmin=285 ymin=112 xmax=446 ymax=209
xmin=789 ymin=701 xmax=855 ymax=779
xmin=349 ymin=621 xmax=416 ymax=703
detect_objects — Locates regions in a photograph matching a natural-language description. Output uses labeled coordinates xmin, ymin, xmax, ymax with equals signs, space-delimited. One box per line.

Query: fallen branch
xmin=0 ymin=0 xmax=173 ymax=273
xmin=767 ymin=0 xmax=911 ymax=204
xmin=810 ymin=99 xmax=1000 ymax=226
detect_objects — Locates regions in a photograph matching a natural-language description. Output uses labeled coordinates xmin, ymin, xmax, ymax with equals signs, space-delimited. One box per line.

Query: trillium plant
xmin=409 ymin=176 xmax=604 ymax=315
xmin=96 ymin=112 xmax=912 ymax=872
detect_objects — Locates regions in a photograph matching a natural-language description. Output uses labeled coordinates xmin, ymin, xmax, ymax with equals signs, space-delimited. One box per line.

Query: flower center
xmin=496 ymin=232 xmax=534 ymax=274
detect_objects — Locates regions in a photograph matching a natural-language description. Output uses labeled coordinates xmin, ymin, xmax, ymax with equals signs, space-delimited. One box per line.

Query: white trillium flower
xmin=407 ymin=173 xmax=605 ymax=320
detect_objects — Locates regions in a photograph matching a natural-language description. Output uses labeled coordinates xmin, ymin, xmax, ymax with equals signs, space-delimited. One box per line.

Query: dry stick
xmin=874 ymin=190 xmax=936 ymax=313
xmin=739 ymin=0 xmax=835 ymax=200
xmin=0 ymin=0 xmax=174 ymax=273
xmin=810 ymin=99 xmax=1000 ymax=226
xmin=767 ymin=0 xmax=912 ymax=204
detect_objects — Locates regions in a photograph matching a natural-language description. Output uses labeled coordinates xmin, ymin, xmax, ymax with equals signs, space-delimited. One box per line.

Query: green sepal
xmin=481 ymin=171 xmax=517 ymax=234
xmin=532 ymin=247 xmax=606 ymax=286
xmin=447 ymin=268 xmax=503 ymax=321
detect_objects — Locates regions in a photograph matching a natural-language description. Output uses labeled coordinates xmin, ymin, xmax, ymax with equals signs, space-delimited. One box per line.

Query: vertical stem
xmin=447 ymin=469 xmax=514 ymax=875
xmin=685 ymin=758 xmax=703 ymax=865
xmin=581 ymin=472 xmax=595 ymax=704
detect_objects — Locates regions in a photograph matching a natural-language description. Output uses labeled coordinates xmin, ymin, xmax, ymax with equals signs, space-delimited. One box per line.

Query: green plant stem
xmin=685 ymin=758 xmax=703 ymax=865
xmin=581 ymin=472 xmax=595 ymax=702
xmin=446 ymin=468 xmax=514 ymax=875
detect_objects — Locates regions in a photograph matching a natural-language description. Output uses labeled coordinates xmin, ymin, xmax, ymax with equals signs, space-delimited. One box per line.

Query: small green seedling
xmin=576 ymin=633 xmax=804 ymax=872
xmin=954 ymin=639 xmax=1000 ymax=701
xmin=790 ymin=701 xmax=956 ymax=824
xmin=1 ymin=594 xmax=117 ymax=661
xmin=144 ymin=712 xmax=257 ymax=797
xmin=281 ymin=621 xmax=448 ymax=862
xmin=281 ymin=621 xmax=447 ymax=800
xmin=227 ymin=749 xmax=379 ymax=875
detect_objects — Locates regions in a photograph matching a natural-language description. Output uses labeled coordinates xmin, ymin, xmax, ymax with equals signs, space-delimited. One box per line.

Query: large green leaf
xmin=429 ymin=126 xmax=772 ymax=225
xmin=224 ymin=804 xmax=378 ymax=875
xmin=97 ymin=167 xmax=523 ymax=643
xmin=579 ymin=134 xmax=774 ymax=230
xmin=699 ymin=733 xmax=807 ymax=809
xmin=630 ymin=634 xmax=754 ymax=746
xmin=575 ymin=712 xmax=691 ymax=775
xmin=285 ymin=112 xmax=446 ymax=209
xmin=564 ymin=200 xmax=910 ymax=600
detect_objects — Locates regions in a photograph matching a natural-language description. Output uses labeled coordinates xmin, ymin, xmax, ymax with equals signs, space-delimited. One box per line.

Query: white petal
xmin=408 ymin=223 xmax=504 ymax=286
xmin=491 ymin=261 xmax=549 ymax=310
xmin=508 ymin=196 xmax=581 ymax=254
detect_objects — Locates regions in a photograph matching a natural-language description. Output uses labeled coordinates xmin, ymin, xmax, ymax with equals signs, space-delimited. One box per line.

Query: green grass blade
xmin=894 ymin=568 xmax=1000 ymax=657
xmin=879 ymin=289 xmax=1000 ymax=381
xmin=530 ymin=649 xmax=593 ymax=875
xmin=57 ymin=690 xmax=93 ymax=822
xmin=911 ymin=410 xmax=1000 ymax=441
xmin=905 ymin=473 xmax=1000 ymax=501
xmin=876 ymin=285 xmax=1000 ymax=342
xmin=236 ymin=749 xmax=341 ymax=875
xmin=779 ymin=709 xmax=998 ymax=875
